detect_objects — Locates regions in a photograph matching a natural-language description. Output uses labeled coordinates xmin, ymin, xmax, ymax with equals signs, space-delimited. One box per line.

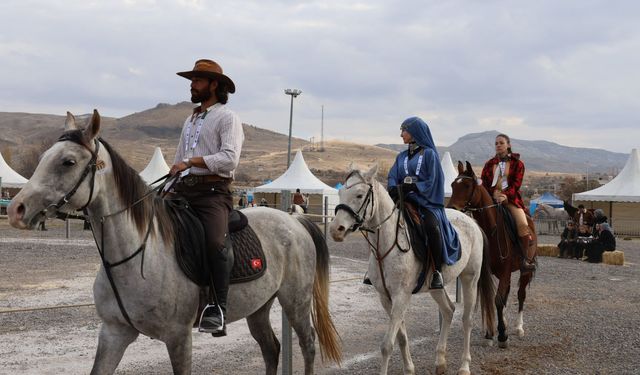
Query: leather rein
xmin=334 ymin=172 xmax=410 ymax=301
xmin=43 ymin=133 xmax=171 ymax=332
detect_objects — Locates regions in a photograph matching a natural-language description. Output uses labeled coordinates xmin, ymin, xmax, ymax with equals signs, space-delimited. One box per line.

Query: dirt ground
xmin=1 ymin=218 xmax=639 ymax=374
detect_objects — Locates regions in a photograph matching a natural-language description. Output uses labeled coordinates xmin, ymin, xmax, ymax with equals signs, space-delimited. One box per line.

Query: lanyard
xmin=183 ymin=110 xmax=210 ymax=155
xmin=403 ymin=150 xmax=424 ymax=178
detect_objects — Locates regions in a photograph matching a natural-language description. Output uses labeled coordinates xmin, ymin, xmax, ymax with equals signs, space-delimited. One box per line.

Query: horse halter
xmin=41 ymin=134 xmax=101 ymax=219
xmin=334 ymin=172 xmax=375 ymax=232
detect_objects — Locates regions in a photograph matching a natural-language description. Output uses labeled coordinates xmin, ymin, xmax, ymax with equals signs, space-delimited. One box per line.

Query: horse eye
xmin=63 ymin=160 xmax=76 ymax=167
xmin=356 ymin=194 xmax=363 ymax=199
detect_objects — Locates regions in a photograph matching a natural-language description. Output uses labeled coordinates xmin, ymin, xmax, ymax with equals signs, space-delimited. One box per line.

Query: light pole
xmin=284 ymin=88 xmax=302 ymax=167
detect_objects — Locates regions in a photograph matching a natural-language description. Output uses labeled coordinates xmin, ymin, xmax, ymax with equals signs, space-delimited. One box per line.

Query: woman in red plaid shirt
xmin=481 ymin=133 xmax=536 ymax=271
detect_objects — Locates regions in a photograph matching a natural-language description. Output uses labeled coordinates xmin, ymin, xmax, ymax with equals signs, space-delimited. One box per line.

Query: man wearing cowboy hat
xmin=170 ymin=59 xmax=244 ymax=336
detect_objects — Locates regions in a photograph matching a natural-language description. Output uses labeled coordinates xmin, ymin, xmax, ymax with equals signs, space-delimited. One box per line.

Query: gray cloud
xmin=1 ymin=0 xmax=638 ymax=153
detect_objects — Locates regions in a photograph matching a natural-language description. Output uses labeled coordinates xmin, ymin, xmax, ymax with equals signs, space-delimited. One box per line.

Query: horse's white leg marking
xmin=165 ymin=327 xmax=193 ymax=375
xmin=430 ymin=289 xmax=455 ymax=375
xmin=378 ymin=291 xmax=412 ymax=375
xmin=90 ymin=323 xmax=138 ymax=375
xmin=516 ymin=310 xmax=525 ymax=337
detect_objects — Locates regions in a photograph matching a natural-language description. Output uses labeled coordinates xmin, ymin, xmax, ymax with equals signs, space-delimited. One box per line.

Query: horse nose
xmin=7 ymin=200 xmax=26 ymax=228
xmin=337 ymin=225 xmax=345 ymax=232
xmin=329 ymin=224 xmax=346 ymax=242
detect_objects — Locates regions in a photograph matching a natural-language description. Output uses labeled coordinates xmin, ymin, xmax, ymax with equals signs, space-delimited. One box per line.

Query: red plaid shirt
xmin=481 ymin=153 xmax=526 ymax=210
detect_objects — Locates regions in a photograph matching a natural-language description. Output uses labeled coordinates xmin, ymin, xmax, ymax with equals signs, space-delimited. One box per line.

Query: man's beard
xmin=191 ymin=88 xmax=212 ymax=104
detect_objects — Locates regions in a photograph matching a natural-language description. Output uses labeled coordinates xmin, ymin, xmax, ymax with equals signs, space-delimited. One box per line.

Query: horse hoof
xmin=484 ymin=338 xmax=494 ymax=347
xmin=436 ymin=364 xmax=447 ymax=375
xmin=498 ymin=340 xmax=509 ymax=349
xmin=457 ymin=370 xmax=471 ymax=375
xmin=516 ymin=328 xmax=525 ymax=337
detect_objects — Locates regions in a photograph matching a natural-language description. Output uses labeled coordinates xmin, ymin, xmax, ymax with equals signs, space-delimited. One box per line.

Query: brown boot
xmin=519 ymin=235 xmax=536 ymax=272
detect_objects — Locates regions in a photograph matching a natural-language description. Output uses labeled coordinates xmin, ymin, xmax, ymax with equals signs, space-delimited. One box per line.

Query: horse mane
xmin=98 ymin=138 xmax=174 ymax=243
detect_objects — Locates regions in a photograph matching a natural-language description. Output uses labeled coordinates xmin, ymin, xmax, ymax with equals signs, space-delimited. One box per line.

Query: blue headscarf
xmin=401 ymin=116 xmax=440 ymax=159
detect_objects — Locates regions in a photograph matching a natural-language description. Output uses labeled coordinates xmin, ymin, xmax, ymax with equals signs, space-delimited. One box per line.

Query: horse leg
xmin=379 ymin=295 xmax=415 ymax=375
xmin=516 ymin=272 xmax=533 ymax=337
xmin=495 ymin=272 xmax=511 ymax=349
xmin=430 ymin=289 xmax=455 ymax=375
xmin=279 ymin=294 xmax=316 ymax=375
xmin=90 ymin=322 xmax=138 ymax=375
xmin=164 ymin=327 xmax=193 ymax=375
xmin=246 ymin=298 xmax=280 ymax=375
xmin=378 ymin=291 xmax=412 ymax=375
xmin=456 ymin=273 xmax=479 ymax=375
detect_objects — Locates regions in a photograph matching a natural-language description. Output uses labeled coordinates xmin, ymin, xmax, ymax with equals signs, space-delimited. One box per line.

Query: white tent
xmin=573 ymin=148 xmax=640 ymax=203
xmin=441 ymin=151 xmax=457 ymax=198
xmin=0 ymin=151 xmax=28 ymax=188
xmin=254 ymin=151 xmax=338 ymax=213
xmin=139 ymin=147 xmax=170 ymax=186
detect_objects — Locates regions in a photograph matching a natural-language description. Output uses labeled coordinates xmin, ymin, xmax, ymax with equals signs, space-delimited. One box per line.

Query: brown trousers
xmin=175 ymin=181 xmax=233 ymax=254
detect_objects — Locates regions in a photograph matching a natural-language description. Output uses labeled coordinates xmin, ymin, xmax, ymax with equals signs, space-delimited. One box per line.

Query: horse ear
xmin=83 ymin=109 xmax=101 ymax=141
xmin=64 ymin=111 xmax=77 ymax=130
xmin=363 ymin=164 xmax=378 ymax=181
xmin=465 ymin=161 xmax=473 ymax=173
xmin=457 ymin=160 xmax=464 ymax=174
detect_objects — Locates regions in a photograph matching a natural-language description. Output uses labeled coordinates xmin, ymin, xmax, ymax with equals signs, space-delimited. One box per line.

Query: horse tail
xmin=478 ymin=229 xmax=497 ymax=337
xmin=295 ymin=215 xmax=342 ymax=365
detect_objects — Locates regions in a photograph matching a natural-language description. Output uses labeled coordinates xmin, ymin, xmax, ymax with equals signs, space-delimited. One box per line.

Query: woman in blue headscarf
xmin=387 ymin=116 xmax=460 ymax=289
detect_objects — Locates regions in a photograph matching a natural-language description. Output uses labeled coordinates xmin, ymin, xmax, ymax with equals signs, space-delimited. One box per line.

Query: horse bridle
xmin=455 ymin=174 xmax=498 ymax=212
xmin=334 ymin=171 xmax=375 ymax=232
xmin=41 ymin=134 xmax=100 ymax=220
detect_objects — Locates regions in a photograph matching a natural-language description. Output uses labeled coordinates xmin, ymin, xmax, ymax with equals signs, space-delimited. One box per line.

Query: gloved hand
xmin=401 ymin=183 xmax=417 ymax=194
xmin=388 ymin=186 xmax=399 ymax=202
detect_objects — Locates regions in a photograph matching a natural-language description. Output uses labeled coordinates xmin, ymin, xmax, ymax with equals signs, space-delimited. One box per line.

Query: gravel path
xmin=1 ymin=218 xmax=638 ymax=374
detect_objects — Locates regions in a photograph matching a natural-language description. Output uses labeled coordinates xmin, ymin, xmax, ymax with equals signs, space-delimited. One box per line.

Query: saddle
xmin=164 ymin=198 xmax=267 ymax=287
xmin=495 ymin=204 xmax=519 ymax=248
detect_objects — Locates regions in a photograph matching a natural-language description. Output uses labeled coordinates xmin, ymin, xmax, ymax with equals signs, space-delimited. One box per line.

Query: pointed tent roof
xmin=139 ymin=147 xmax=170 ymax=185
xmin=573 ymin=148 xmax=640 ymax=203
xmin=531 ymin=192 xmax=564 ymax=207
xmin=0 ymin=151 xmax=28 ymax=188
xmin=441 ymin=151 xmax=457 ymax=197
xmin=254 ymin=151 xmax=337 ymax=194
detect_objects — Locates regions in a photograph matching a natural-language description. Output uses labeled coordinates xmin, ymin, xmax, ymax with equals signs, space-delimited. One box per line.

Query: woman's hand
xmin=493 ymin=190 xmax=507 ymax=204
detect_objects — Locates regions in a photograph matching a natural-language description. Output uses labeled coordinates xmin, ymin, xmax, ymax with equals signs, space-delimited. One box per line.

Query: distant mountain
xmin=377 ymin=130 xmax=628 ymax=173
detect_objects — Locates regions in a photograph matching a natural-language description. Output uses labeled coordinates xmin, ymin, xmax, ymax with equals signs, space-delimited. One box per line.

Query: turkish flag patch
xmin=251 ymin=258 xmax=263 ymax=271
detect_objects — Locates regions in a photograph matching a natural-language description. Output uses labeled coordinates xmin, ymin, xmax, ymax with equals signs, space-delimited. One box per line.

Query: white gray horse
xmin=7 ymin=111 xmax=341 ymax=375
xmin=329 ymin=165 xmax=495 ymax=375
xmin=534 ymin=203 xmax=569 ymax=234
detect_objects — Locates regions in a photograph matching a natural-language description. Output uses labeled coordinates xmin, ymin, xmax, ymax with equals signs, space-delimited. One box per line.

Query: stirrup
xmin=429 ymin=271 xmax=444 ymax=290
xmin=198 ymin=304 xmax=225 ymax=334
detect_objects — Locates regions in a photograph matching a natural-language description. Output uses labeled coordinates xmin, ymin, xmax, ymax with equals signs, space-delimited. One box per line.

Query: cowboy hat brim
xmin=176 ymin=71 xmax=236 ymax=93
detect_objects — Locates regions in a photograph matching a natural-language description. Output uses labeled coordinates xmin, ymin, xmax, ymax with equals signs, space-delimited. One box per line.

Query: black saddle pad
xmin=402 ymin=201 xmax=429 ymax=266
xmin=164 ymin=198 xmax=266 ymax=286
xmin=497 ymin=205 xmax=519 ymax=246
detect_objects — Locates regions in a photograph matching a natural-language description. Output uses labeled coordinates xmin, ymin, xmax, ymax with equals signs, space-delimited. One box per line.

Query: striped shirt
xmin=173 ymin=103 xmax=244 ymax=179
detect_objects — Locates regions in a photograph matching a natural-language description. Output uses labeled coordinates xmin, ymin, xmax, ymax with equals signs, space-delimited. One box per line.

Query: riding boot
xmin=200 ymin=245 xmax=234 ymax=336
xmin=422 ymin=210 xmax=444 ymax=290
xmin=519 ymin=235 xmax=536 ymax=272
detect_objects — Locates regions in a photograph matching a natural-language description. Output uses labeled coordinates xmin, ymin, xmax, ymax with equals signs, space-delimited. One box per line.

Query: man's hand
xmin=170 ymin=161 xmax=190 ymax=176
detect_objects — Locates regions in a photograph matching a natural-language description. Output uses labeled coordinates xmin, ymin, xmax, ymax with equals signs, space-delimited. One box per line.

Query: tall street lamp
xmin=284 ymin=88 xmax=302 ymax=167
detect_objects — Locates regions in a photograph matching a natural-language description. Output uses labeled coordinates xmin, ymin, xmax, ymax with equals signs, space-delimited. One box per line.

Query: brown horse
xmin=447 ymin=161 xmax=536 ymax=348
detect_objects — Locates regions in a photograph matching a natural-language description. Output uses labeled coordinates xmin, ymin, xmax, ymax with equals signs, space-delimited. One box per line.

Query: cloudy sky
xmin=1 ymin=0 xmax=638 ymax=153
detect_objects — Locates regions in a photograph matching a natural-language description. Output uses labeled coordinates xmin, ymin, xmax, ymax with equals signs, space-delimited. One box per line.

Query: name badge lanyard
xmin=184 ymin=110 xmax=209 ymax=158
xmin=403 ymin=151 xmax=424 ymax=183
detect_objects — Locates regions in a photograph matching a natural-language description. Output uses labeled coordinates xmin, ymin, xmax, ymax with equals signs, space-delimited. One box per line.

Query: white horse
xmin=290 ymin=203 xmax=305 ymax=214
xmin=534 ymin=203 xmax=569 ymax=234
xmin=7 ymin=111 xmax=341 ymax=375
xmin=329 ymin=165 xmax=495 ymax=375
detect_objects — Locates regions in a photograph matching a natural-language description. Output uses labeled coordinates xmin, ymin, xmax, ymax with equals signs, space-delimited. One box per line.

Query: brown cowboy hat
xmin=176 ymin=59 xmax=236 ymax=93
